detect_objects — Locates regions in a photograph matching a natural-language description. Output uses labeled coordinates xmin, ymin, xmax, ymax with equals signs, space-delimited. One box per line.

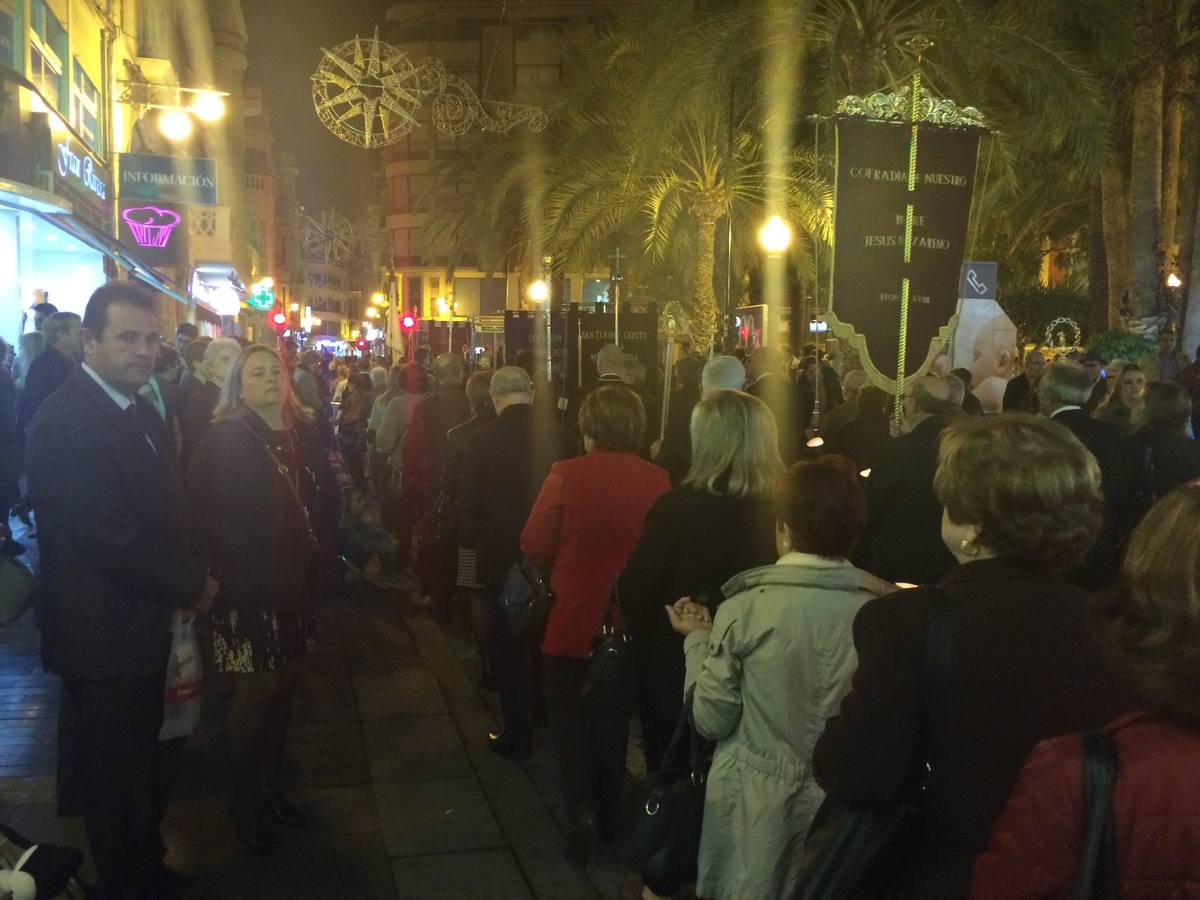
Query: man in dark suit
xmin=1038 ymin=360 xmax=1134 ymax=589
xmin=457 ymin=366 xmax=576 ymax=757
xmin=27 ymin=283 xmax=216 ymax=900
xmin=856 ymin=375 xmax=957 ymax=585
xmin=16 ymin=311 xmax=82 ymax=432
xmin=1002 ymin=349 xmax=1045 ymax=413
xmin=746 ymin=346 xmax=803 ymax=462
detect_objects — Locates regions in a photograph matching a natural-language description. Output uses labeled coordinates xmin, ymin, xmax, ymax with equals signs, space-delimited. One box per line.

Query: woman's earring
xmin=959 ymin=538 xmax=979 ymax=558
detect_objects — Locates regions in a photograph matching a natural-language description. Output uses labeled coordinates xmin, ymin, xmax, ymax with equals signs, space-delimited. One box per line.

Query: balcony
xmin=244 ymin=174 xmax=273 ymax=194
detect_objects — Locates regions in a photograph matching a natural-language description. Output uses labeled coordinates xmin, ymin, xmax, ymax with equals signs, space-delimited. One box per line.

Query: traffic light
xmin=355 ymin=338 xmax=367 ymax=351
xmin=400 ymin=312 xmax=417 ymax=332
xmin=272 ymin=310 xmax=287 ymax=328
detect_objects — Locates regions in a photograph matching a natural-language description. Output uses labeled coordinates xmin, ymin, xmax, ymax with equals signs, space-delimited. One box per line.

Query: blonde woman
xmin=186 ymin=346 xmax=338 ymax=851
xmin=1093 ymin=363 xmax=1147 ymax=434
xmin=619 ymin=390 xmax=784 ymax=773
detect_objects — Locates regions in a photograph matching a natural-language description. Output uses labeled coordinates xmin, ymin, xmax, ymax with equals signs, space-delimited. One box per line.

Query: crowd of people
xmin=5 ymin=280 xmax=1200 ymax=899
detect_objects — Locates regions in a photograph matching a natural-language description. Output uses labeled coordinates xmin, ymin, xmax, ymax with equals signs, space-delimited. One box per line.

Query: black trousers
xmin=64 ymin=675 xmax=176 ymax=900
xmin=489 ymin=592 xmax=532 ymax=742
xmin=543 ymin=656 xmax=628 ymax=837
xmin=226 ymin=662 xmax=302 ymax=805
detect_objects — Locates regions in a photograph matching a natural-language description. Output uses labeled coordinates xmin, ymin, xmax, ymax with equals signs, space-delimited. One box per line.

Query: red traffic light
xmin=272 ymin=311 xmax=287 ymax=326
xmin=401 ymin=314 xmax=416 ymax=331
xmin=355 ymin=338 xmax=367 ymax=350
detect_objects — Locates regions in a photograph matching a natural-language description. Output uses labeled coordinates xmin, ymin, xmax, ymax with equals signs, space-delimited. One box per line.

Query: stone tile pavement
xmin=0 ymin=576 xmax=645 ymax=899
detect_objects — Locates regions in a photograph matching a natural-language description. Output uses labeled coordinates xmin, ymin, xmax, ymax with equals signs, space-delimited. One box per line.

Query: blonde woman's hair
xmin=214 ymin=345 xmax=312 ymax=424
xmin=684 ymin=389 xmax=784 ymax=497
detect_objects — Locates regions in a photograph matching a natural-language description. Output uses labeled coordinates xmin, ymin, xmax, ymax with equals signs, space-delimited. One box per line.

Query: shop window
xmin=71 ymin=59 xmax=102 ymax=154
xmin=29 ymin=0 xmax=67 ymax=115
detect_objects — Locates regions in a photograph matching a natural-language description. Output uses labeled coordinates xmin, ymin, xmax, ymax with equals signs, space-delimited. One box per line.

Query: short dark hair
xmin=175 ymin=322 xmax=199 ymax=339
xmin=33 ymin=302 xmax=58 ymax=318
xmin=950 ymin=368 xmax=973 ymax=388
xmin=82 ymin=282 xmax=157 ymax=338
xmin=580 ymin=385 xmax=645 ymax=452
xmin=514 ymin=348 xmax=538 ymax=379
xmin=778 ymin=455 xmax=867 ymax=558
xmin=675 ymin=355 xmax=703 ymax=390
xmin=1141 ymin=380 xmax=1192 ymax=435
xmin=154 ymin=344 xmax=180 ymax=374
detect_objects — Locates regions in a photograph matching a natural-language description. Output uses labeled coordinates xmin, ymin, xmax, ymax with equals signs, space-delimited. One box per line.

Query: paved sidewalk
xmin=0 ymin=582 xmax=617 ymax=899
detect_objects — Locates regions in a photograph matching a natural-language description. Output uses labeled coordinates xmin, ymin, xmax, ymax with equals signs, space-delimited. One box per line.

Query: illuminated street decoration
xmin=121 ymin=206 xmax=182 ymax=248
xmin=304 ymin=209 xmax=355 ymax=263
xmin=310 ymin=29 xmax=548 ymax=149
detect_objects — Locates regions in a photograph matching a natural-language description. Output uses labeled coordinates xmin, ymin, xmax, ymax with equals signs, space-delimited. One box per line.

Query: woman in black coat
xmin=812 ymin=415 xmax=1127 ymax=899
xmin=618 ymin=390 xmax=782 ymax=772
xmin=1129 ymin=380 xmax=1200 ymax=524
xmin=187 ymin=346 xmax=339 ymax=851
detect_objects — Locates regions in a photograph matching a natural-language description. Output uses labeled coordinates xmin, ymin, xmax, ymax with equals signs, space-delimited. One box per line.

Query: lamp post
xmin=757 ymin=215 xmax=793 ymax=349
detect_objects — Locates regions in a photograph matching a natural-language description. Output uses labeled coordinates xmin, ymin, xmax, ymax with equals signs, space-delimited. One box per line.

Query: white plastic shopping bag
xmin=159 ymin=612 xmax=203 ymax=741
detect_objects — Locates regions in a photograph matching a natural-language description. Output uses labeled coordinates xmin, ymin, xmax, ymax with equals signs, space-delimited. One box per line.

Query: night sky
xmin=242 ymin=0 xmax=395 ymax=217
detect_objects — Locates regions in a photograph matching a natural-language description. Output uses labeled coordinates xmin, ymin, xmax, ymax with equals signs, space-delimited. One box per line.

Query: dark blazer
xmin=402 ymin=385 xmax=472 ymax=511
xmin=747 ymin=372 xmax=803 ymax=463
xmin=827 ymin=412 xmax=892 ymax=469
xmin=441 ymin=405 xmax=496 ymax=501
xmin=177 ymin=379 xmax=219 ymax=473
xmin=186 ymin=410 xmax=339 ymax=614
xmin=813 ymin=558 xmax=1128 ymax=899
xmin=26 ymin=370 xmax=206 ymax=678
xmin=654 ymin=383 xmax=700 ymax=485
xmin=17 ymin=345 xmax=75 ymax=431
xmin=617 ymin=487 xmax=779 ymax=764
xmin=1130 ymin=427 xmax=1200 ymax=516
xmin=456 ymin=403 xmax=578 ymax=588
xmin=0 ymin=367 xmax=19 ymax=508
xmin=798 ymin=363 xmax=843 ymax=430
xmin=1050 ymin=408 xmax=1135 ymax=589
xmin=856 ymin=415 xmax=956 ymax=585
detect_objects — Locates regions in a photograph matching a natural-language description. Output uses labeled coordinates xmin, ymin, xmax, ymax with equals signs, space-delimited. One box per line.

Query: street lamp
xmin=365 ymin=306 xmax=378 ymax=318
xmin=528 ymin=279 xmax=549 ymax=303
xmin=371 ymin=291 xmax=387 ymax=306
xmin=158 ymin=109 xmax=194 ymax=142
xmin=190 ymin=90 xmax=226 ymax=122
xmin=1168 ymin=272 xmax=1183 ymax=289
xmin=758 ymin=215 xmax=793 ymax=256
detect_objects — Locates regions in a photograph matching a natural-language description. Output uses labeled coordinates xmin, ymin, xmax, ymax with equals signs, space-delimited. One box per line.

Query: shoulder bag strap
xmin=233 ymin=419 xmax=321 ymax=550
xmin=1073 ymin=731 xmax=1119 ymax=900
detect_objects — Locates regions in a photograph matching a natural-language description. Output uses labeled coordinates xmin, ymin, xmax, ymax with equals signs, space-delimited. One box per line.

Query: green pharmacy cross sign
xmin=248 ymin=284 xmax=275 ymax=312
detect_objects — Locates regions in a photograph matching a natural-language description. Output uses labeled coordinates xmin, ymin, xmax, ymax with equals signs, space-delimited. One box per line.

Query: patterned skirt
xmin=211 ymin=606 xmax=316 ymax=674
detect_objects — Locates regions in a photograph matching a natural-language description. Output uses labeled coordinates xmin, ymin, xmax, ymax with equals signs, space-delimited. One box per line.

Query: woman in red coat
xmin=969 ymin=483 xmax=1200 ymax=899
xmin=521 ymin=385 xmax=670 ymax=865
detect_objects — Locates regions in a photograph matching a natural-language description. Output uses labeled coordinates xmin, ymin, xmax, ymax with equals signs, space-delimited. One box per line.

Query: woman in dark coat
xmin=1129 ymin=379 xmax=1200 ymax=523
xmin=187 ymin=346 xmax=339 ymax=851
xmin=618 ymin=390 xmax=782 ymax=772
xmin=813 ymin=415 xmax=1128 ymax=899
xmin=969 ymin=483 xmax=1200 ymax=899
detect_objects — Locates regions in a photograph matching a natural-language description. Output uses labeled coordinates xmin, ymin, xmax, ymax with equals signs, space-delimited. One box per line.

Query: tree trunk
xmin=693 ymin=212 xmax=720 ymax=352
xmin=1161 ymin=86 xmax=1185 ymax=265
xmin=1101 ymin=157 xmax=1131 ymax=325
xmin=1088 ymin=178 xmax=1109 ymax=336
xmin=1183 ymin=171 xmax=1200 ymax=359
xmin=1128 ymin=61 xmax=1166 ymax=319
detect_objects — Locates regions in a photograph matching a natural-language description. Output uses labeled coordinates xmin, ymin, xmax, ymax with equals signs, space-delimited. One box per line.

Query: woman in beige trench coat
xmin=665 ymin=456 xmax=893 ymax=900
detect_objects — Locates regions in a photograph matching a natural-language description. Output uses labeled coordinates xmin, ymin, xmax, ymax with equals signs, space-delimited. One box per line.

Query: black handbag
xmin=794 ymin=586 xmax=954 ymax=900
xmin=1072 ymin=731 xmax=1119 ymax=900
xmin=578 ymin=583 xmax=636 ymax=715
xmin=626 ymin=693 xmax=713 ymax=896
xmin=498 ymin=556 xmax=553 ymax=640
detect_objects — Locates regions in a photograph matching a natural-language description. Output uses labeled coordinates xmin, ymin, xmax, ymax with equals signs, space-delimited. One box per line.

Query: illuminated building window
xmin=29 ymin=0 xmax=66 ymax=115
xmin=71 ymin=59 xmax=102 ymax=154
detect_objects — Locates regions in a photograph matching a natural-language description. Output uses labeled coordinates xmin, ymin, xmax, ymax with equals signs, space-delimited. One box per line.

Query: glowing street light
xmin=1167 ymin=272 xmax=1183 ymax=289
xmin=365 ymin=306 xmax=378 ymax=318
xmin=371 ymin=291 xmax=387 ymax=306
xmin=190 ymin=90 xmax=226 ymax=122
xmin=528 ymin=279 xmax=549 ymax=303
xmin=158 ymin=109 xmax=194 ymax=141
xmin=758 ymin=215 xmax=793 ymax=255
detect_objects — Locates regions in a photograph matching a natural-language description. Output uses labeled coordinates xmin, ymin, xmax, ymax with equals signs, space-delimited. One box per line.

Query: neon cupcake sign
xmin=121 ymin=206 xmax=182 ymax=248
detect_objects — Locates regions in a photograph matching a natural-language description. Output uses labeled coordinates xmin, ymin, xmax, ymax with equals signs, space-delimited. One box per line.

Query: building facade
xmin=378 ymin=0 xmax=626 ymax=335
